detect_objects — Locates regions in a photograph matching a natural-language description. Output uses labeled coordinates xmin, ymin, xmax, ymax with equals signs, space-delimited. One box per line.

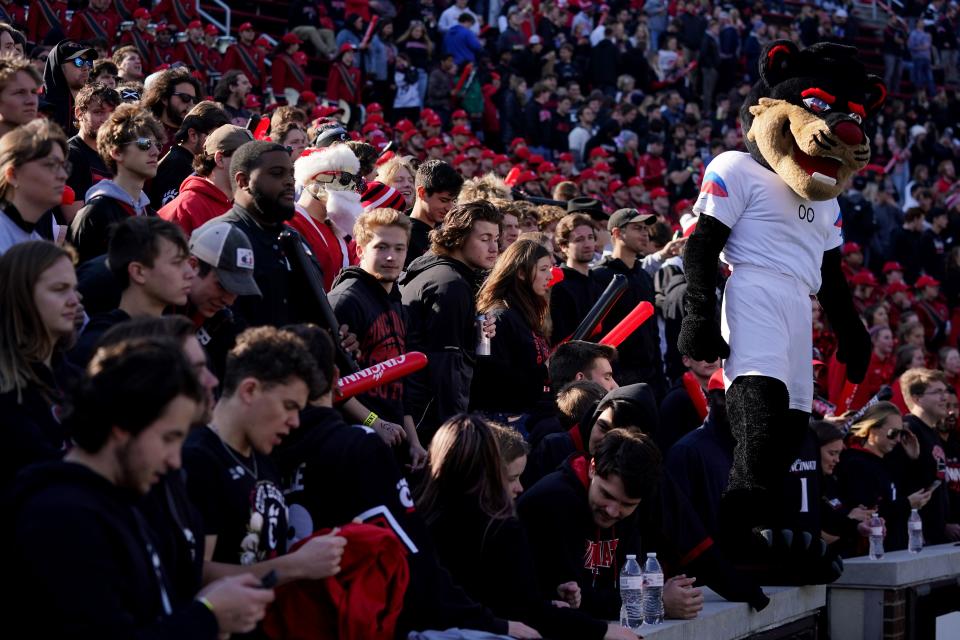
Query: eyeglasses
xmin=71 ymin=57 xmax=94 ymax=68
xmin=172 ymin=92 xmax=199 ymax=104
xmin=312 ymin=170 xmax=365 ymax=193
xmin=886 ymin=429 xmax=905 ymax=440
xmin=922 ymin=388 xmax=948 ymax=397
xmin=35 ymin=158 xmax=72 ymax=174
xmin=125 ymin=137 xmax=161 ymax=151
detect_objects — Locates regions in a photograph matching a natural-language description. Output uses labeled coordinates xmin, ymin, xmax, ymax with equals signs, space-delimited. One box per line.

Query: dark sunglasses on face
xmin=886 ymin=428 xmax=905 ymax=440
xmin=126 ymin=137 xmax=161 ymax=151
xmin=173 ymin=92 xmax=198 ymax=104
xmin=72 ymin=57 xmax=94 ymax=68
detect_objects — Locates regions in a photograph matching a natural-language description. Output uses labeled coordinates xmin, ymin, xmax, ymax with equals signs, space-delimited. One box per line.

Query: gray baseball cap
xmin=189 ymin=222 xmax=262 ymax=297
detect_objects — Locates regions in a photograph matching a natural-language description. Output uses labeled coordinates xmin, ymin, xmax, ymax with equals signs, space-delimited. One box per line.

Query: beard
xmin=165 ymin=100 xmax=185 ymax=126
xmin=250 ymin=189 xmax=295 ymax=224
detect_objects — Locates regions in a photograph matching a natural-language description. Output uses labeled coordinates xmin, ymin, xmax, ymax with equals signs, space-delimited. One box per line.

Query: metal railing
xmin=195 ymin=0 xmax=230 ymax=36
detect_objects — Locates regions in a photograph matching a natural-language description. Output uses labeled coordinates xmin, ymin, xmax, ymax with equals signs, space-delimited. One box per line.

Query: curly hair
xmin=141 ymin=67 xmax=202 ymax=120
xmin=96 ymin=103 xmax=166 ymax=174
xmin=430 ymin=199 xmax=503 ymax=255
xmin=458 ymin=172 xmax=512 ymax=204
xmin=221 ymin=326 xmax=322 ymax=399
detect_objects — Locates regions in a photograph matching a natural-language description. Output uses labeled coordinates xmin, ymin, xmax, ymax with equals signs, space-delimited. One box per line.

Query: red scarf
xmin=682 ymin=371 xmax=708 ymax=421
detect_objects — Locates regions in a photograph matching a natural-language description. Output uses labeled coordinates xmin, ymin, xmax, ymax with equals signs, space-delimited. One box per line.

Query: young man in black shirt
xmin=400 ymin=200 xmax=501 ymax=443
xmin=405 ymin=159 xmax=463 ymax=267
xmin=9 ymin=338 xmax=273 ymax=638
xmin=550 ymin=213 xmax=603 ymax=345
xmin=183 ymin=326 xmax=347 ymax=584
xmin=71 ymin=217 xmax=196 ymax=365
xmin=64 ymin=82 xmax=119 ymax=220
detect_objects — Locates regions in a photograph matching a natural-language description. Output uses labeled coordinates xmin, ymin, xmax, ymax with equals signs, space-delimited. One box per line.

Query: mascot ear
xmin=863 ymin=75 xmax=887 ymax=117
xmin=759 ymin=40 xmax=800 ymax=87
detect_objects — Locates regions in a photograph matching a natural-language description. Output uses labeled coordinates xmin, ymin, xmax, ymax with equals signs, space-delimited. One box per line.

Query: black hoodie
xmin=328 ymin=266 xmax=407 ymax=423
xmin=522 ymin=383 xmax=659 ymax=489
xmin=6 ymin=461 xmax=218 ymax=639
xmin=400 ymin=252 xmax=482 ymax=441
xmin=42 ymin=41 xmax=82 ymax=137
xmin=271 ymin=405 xmax=508 ymax=635
xmin=835 ymin=445 xmax=913 ymax=551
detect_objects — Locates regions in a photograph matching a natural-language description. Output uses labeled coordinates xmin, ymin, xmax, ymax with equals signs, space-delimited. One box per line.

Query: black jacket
xmin=591 ymin=256 xmax=667 ymax=397
xmin=328 ymin=266 xmax=407 ymax=423
xmin=209 ymin=205 xmax=307 ymax=328
xmin=69 ymin=308 xmax=133 ymax=367
xmin=836 ymin=445 xmax=913 ymax=551
xmin=7 ymin=461 xmax=218 ymax=639
xmin=470 ymin=306 xmax=550 ymax=415
xmin=548 ymin=266 xmax=603 ymax=346
xmin=405 ymin=216 xmax=433 ymax=267
xmin=148 ymin=146 xmax=194 ymax=208
xmin=427 ymin=501 xmax=608 ymax=639
xmin=67 ymin=135 xmax=110 ymax=201
xmin=657 ymin=381 xmax=704 ymax=453
xmin=400 ymin=253 xmax=481 ymax=441
xmin=271 ymin=405 xmax=508 ymax=635
xmin=41 ymin=41 xmax=80 ymax=137
xmin=890 ymin=415 xmax=952 ymax=544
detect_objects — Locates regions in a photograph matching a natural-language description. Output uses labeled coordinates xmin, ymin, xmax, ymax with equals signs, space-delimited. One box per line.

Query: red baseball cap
xmin=300 ymin=91 xmax=317 ymax=104
xmin=842 ymin=241 xmax=862 ymax=255
xmin=538 ymin=161 xmax=557 ymax=173
xmin=608 ymin=179 xmax=626 ymax=194
xmin=188 ymin=19 xmax=203 ymax=30
xmin=204 ymin=24 xmax=219 ymax=36
xmin=481 ymin=149 xmax=496 ymax=160
xmin=244 ymin=93 xmax=262 ymax=109
xmin=851 ymin=271 xmax=879 ymax=286
xmin=593 ymin=162 xmax=612 ymax=173
xmin=402 ymin=129 xmax=422 ymax=143
xmin=394 ymin=119 xmax=415 ymax=133
xmin=367 ymin=102 xmax=383 ymax=113
xmin=887 ymin=282 xmax=910 ymax=294
xmin=361 ymin=123 xmax=383 ymax=136
xmin=493 ymin=154 xmax=510 ymax=165
xmin=882 ymin=261 xmax=904 ymax=273
xmin=627 ymin=176 xmax=644 ymax=187
xmin=510 ymin=137 xmax=527 ymax=148
xmin=515 ymin=147 xmax=531 ymax=160
xmin=133 ymin=8 xmax=150 ymax=20
xmin=450 ymin=125 xmax=471 ymax=137
xmin=674 ymin=198 xmax=694 ymax=215
xmin=548 ymin=175 xmax=566 ymax=190
xmin=578 ymin=168 xmax=598 ymax=181
xmin=255 ymin=36 xmax=271 ymax=48
xmin=452 ymin=109 xmax=468 ymax=119
xmin=454 ymin=153 xmax=474 ymax=166
xmin=557 ymin=152 xmax=574 ymax=162
xmin=424 ymin=137 xmax=445 ymax=149
xmin=282 ymin=33 xmax=303 ymax=45
xmin=527 ymin=153 xmax=545 ymax=166
xmin=425 ymin=115 xmax=442 ymax=127
xmin=915 ymin=275 xmax=941 ymax=288
xmin=238 ymin=22 xmax=254 ymax=32
xmin=589 ymin=147 xmax=610 ymax=158
xmin=650 ymin=187 xmax=669 ymax=198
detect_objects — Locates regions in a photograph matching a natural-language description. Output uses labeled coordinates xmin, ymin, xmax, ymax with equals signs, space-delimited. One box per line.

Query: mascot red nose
xmin=679 ymin=40 xmax=885 ymax=589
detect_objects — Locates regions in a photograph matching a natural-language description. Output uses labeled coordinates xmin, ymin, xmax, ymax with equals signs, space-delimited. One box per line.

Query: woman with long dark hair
xmin=417 ymin=414 xmax=636 ymax=640
xmin=812 ymin=420 xmax=872 ymax=557
xmin=471 ymin=238 xmax=553 ymax=416
xmin=0 ymin=240 xmax=81 ymax=490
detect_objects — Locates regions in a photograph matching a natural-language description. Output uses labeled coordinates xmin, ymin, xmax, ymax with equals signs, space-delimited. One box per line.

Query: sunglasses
xmin=172 ymin=92 xmax=199 ymax=104
xmin=126 ymin=137 xmax=161 ymax=151
xmin=313 ymin=170 xmax=365 ymax=193
xmin=71 ymin=57 xmax=94 ymax=68
xmin=886 ymin=429 xmax=905 ymax=440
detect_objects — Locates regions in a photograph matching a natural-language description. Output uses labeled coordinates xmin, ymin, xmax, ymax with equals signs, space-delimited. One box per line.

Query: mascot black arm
xmin=678 ymin=215 xmax=731 ymax=362
xmin=816 ymin=247 xmax=870 ymax=383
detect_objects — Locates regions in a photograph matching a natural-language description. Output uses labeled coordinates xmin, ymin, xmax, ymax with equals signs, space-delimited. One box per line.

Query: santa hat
xmin=293 ymin=145 xmax=360 ymax=188
xmin=361 ymin=182 xmax=407 ymax=212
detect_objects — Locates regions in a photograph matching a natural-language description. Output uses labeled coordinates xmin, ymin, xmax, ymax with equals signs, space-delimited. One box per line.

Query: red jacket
xmin=27 ymin=0 xmax=68 ymax=44
xmin=157 ymin=175 xmax=231 ymax=236
xmin=273 ymin=54 xmax=312 ymax=95
xmin=66 ymin=7 xmax=119 ymax=42
xmin=221 ymin=43 xmax=266 ymax=88
xmin=849 ymin=351 xmax=895 ymax=411
xmin=151 ymin=0 xmax=197 ymax=31
xmin=263 ymin=523 xmax=409 ymax=640
xmin=325 ymin=62 xmax=362 ymax=104
xmin=0 ymin=1 xmax=26 ymax=29
xmin=287 ymin=206 xmax=357 ymax=291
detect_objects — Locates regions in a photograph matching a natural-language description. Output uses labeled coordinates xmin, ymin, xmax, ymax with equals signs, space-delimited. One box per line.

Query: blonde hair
xmin=459 ymin=172 xmax=512 ymax=204
xmin=0 ymin=119 xmax=67 ymax=201
xmin=375 ymin=155 xmax=416 ymax=186
xmin=849 ymin=401 xmax=901 ymax=440
xmin=353 ymin=207 xmax=412 ymax=246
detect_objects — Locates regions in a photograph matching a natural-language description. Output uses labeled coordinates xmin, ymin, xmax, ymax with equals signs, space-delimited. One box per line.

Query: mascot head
xmin=294 ymin=144 xmax=364 ymax=237
xmin=742 ymin=41 xmax=886 ymax=201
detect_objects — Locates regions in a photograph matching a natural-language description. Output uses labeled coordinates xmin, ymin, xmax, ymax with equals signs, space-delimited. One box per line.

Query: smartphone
xmin=927 ymin=480 xmax=942 ymax=493
xmin=260 ymin=570 xmax=278 ymax=589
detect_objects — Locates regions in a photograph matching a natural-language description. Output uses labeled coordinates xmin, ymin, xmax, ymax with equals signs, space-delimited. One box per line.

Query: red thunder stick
xmin=546 ymin=266 xmax=564 ymax=289
xmin=253 ymin=116 xmax=271 ymax=140
xmin=61 ymin=186 xmax=75 ymax=206
xmin=360 ymin=15 xmax=379 ymax=48
xmin=335 ymin=352 xmax=428 ymax=402
xmin=599 ymin=302 xmax=655 ymax=347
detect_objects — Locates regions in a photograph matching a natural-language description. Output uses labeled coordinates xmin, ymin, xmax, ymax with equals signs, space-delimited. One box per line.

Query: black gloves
xmin=817 ymin=248 xmax=871 ymax=384
xmin=678 ymin=215 xmax=731 ymax=362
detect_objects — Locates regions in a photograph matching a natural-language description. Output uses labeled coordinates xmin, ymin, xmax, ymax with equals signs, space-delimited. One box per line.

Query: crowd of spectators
xmin=2 ymin=0 xmax=960 ymax=637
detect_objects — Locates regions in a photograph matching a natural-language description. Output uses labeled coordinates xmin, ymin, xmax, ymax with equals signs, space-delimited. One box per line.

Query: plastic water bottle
xmin=619 ymin=554 xmax=643 ymax=630
xmin=908 ymin=508 xmax=923 ymax=553
xmin=869 ymin=512 xmax=884 ymax=560
xmin=642 ymin=552 xmax=664 ymax=625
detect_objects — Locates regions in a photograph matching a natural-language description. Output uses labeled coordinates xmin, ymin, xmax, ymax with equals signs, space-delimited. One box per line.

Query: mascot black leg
xmin=721 ymin=376 xmax=842 ymax=584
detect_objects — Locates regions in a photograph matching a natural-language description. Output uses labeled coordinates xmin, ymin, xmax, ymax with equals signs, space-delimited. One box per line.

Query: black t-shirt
xmin=67 ymin=135 xmax=110 ymax=201
xmin=406 ymin=215 xmax=433 ymax=267
xmin=182 ymin=426 xmax=289 ymax=565
xmin=147 ymin=145 xmax=194 ymax=208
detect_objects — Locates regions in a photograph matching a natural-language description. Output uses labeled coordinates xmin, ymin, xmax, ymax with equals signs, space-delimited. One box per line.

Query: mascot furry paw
xmin=679 ymin=41 xmax=882 ymax=592
xmin=294 ymin=145 xmax=364 ymax=238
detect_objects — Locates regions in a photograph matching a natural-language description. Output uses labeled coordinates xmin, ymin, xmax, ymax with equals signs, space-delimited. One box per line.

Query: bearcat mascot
xmin=680 ymin=41 xmax=884 ymax=589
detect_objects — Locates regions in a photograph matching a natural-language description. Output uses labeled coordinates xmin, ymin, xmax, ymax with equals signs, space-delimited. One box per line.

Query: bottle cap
xmin=647 ymin=552 xmax=657 ymax=558
xmin=626 ymin=554 xmax=636 ymax=560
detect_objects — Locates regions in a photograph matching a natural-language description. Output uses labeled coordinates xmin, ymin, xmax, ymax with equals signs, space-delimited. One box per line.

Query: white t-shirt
xmin=693 ymin=151 xmax=843 ymax=294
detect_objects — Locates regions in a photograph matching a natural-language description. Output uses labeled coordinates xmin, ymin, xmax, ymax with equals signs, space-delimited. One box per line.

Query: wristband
xmin=363 ymin=411 xmax=379 ymax=427
xmin=199 ymin=597 xmax=214 ymax=613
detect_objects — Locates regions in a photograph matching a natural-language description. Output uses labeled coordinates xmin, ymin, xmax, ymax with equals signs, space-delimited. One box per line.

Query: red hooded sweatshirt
xmin=263 ymin=523 xmax=409 ymax=640
xmin=158 ymin=175 xmax=232 ymax=236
